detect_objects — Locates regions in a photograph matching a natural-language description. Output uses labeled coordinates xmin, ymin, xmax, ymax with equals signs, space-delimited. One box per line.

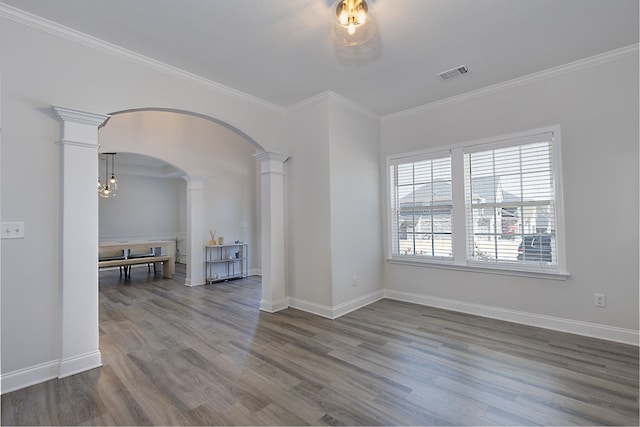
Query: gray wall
xmin=99 ymin=173 xmax=185 ymax=242
xmin=285 ymin=94 xmax=383 ymax=314
xmin=380 ymin=49 xmax=639 ymax=336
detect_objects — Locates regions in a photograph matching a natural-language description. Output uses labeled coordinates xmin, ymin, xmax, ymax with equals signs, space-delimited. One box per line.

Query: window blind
xmin=464 ymin=138 xmax=557 ymax=266
xmin=390 ymin=154 xmax=453 ymax=258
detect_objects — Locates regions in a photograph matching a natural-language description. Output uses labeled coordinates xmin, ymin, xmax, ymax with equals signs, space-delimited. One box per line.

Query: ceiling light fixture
xmin=98 ymin=153 xmax=118 ymax=198
xmin=329 ymin=0 xmax=376 ymax=46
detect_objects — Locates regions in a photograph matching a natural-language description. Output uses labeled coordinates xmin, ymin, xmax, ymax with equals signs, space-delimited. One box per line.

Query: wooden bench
xmin=99 ymin=255 xmax=173 ymax=278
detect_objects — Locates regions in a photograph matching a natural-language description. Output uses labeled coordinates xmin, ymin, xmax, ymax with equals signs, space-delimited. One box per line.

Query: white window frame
xmin=388 ymin=150 xmax=453 ymax=260
xmin=386 ymin=125 xmax=568 ymax=279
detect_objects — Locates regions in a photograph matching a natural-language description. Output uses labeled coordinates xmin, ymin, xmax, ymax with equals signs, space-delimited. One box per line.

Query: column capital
xmin=52 ymin=105 xmax=110 ymax=127
xmin=182 ymin=175 xmax=207 ymax=190
xmin=254 ymin=151 xmax=291 ymax=163
xmin=254 ymin=151 xmax=291 ymax=175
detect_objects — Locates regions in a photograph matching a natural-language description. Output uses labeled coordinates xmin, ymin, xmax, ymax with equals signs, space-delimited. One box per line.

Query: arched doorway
xmin=53 ymin=106 xmax=289 ymax=379
xmin=98 ymin=110 xmax=261 ymax=287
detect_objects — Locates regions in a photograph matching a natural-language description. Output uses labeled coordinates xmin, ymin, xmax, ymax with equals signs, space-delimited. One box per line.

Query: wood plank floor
xmin=2 ymin=264 xmax=638 ymax=425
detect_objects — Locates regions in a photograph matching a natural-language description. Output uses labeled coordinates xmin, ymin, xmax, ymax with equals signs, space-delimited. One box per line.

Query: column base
xmin=259 ymin=298 xmax=289 ymax=313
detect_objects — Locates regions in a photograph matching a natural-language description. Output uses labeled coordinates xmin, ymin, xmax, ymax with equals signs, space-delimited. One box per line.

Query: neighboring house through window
xmin=388 ymin=126 xmax=567 ymax=276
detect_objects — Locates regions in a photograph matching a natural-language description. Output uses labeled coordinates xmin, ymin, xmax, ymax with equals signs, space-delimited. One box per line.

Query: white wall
xmin=0 ymin=14 xmax=281 ymax=381
xmin=380 ymin=49 xmax=639 ymax=340
xmin=328 ymin=97 xmax=383 ymax=308
xmin=99 ymin=173 xmax=185 ymax=242
xmin=286 ymin=93 xmax=383 ymax=316
xmin=286 ymin=96 xmax=333 ymax=307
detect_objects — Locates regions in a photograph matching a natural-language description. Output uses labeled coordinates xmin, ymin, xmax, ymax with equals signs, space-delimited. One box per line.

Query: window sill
xmin=387 ymin=257 xmax=569 ymax=281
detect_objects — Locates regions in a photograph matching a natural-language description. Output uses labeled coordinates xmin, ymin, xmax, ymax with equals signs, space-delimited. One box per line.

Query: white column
xmin=184 ymin=175 xmax=207 ymax=286
xmin=254 ymin=152 xmax=290 ymax=312
xmin=53 ymin=105 xmax=109 ymax=378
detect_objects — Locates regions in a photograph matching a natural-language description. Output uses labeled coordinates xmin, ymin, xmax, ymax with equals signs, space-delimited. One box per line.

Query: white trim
xmin=384 ymin=289 xmax=639 ymax=346
xmin=57 ymin=139 xmax=100 ymax=149
xmin=329 ymin=91 xmax=379 ymax=120
xmin=52 ymin=105 xmax=110 ymax=127
xmin=331 ymin=290 xmax=385 ymax=318
xmin=387 ymin=125 xmax=559 ymax=162
xmin=289 ymin=290 xmax=385 ymax=319
xmin=284 ymin=91 xmax=330 ymax=112
xmin=285 ymin=90 xmax=379 ymax=119
xmin=58 ymin=351 xmax=102 ymax=379
xmin=260 ymin=298 xmax=289 ymax=313
xmin=254 ymin=151 xmax=291 ymax=164
xmin=184 ymin=278 xmax=205 ymax=287
xmin=248 ymin=268 xmax=262 ymax=276
xmin=383 ymin=44 xmax=640 ymax=121
xmin=99 ymin=232 xmax=181 ymax=242
xmin=288 ymin=297 xmax=334 ymax=319
xmin=387 ymin=258 xmax=569 ymax=280
xmin=0 ymin=360 xmax=59 ymax=394
xmin=0 ymin=3 xmax=284 ymax=113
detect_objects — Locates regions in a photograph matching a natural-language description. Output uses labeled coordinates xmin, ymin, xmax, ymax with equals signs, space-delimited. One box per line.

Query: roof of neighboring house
xmin=399 ymin=176 xmax=520 ymax=210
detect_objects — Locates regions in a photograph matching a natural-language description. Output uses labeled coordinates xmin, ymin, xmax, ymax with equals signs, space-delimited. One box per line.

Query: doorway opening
xmin=98 ymin=109 xmax=262 ymax=287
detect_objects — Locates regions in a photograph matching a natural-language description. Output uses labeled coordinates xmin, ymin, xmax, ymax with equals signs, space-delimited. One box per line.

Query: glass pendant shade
xmin=329 ymin=0 xmax=376 ymax=46
xmin=98 ymin=153 xmax=117 ymax=198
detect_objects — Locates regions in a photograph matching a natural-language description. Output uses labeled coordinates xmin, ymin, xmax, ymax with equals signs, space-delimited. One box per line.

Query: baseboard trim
xmin=384 ymin=289 xmax=639 ymax=346
xmin=1 ymin=360 xmax=59 ymax=394
xmin=58 ymin=350 xmax=103 ymax=379
xmin=260 ymin=298 xmax=289 ymax=313
xmin=289 ymin=290 xmax=385 ymax=320
xmin=184 ymin=277 xmax=205 ymax=287
xmin=332 ymin=290 xmax=385 ymax=318
xmin=288 ymin=298 xmax=334 ymax=319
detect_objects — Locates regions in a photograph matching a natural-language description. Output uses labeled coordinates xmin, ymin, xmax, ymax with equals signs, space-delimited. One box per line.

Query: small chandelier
xmin=98 ymin=153 xmax=118 ymax=198
xmin=329 ymin=0 xmax=376 ymax=46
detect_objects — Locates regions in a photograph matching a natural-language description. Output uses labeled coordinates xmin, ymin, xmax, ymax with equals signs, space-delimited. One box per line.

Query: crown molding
xmin=0 ymin=2 xmax=285 ymax=113
xmin=286 ymin=90 xmax=379 ymax=120
xmin=383 ymin=43 xmax=640 ymax=122
xmin=285 ymin=90 xmax=380 ymax=122
xmin=285 ymin=90 xmax=333 ymax=112
xmin=328 ymin=91 xmax=380 ymax=120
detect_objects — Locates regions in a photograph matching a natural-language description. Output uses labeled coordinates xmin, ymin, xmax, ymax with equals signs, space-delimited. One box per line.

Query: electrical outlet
xmin=351 ymin=276 xmax=358 ymax=287
xmin=1 ymin=222 xmax=25 ymax=239
xmin=594 ymin=293 xmax=606 ymax=307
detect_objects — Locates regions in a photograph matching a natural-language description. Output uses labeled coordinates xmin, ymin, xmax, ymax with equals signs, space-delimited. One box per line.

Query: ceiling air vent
xmin=437 ymin=65 xmax=469 ymax=82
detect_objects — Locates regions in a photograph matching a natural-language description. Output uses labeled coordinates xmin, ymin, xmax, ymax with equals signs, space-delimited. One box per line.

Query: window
xmin=388 ymin=126 xmax=566 ymax=276
xmin=389 ymin=153 xmax=452 ymax=259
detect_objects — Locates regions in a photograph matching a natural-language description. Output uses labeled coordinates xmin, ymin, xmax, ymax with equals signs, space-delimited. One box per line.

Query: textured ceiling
xmin=1 ymin=0 xmax=638 ymax=115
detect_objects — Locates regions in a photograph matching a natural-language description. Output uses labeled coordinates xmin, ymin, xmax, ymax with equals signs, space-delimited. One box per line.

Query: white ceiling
xmin=2 ymin=0 xmax=638 ymax=115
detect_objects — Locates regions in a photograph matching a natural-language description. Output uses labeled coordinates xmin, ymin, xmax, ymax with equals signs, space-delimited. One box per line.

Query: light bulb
xmin=358 ymin=9 xmax=367 ymax=24
xmin=338 ymin=9 xmax=349 ymax=25
xmin=347 ymin=21 xmax=356 ymax=35
xmin=110 ymin=174 xmax=117 ymax=184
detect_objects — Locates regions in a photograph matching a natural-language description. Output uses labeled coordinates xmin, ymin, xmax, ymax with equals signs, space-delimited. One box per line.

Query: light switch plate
xmin=1 ymin=222 xmax=25 ymax=239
